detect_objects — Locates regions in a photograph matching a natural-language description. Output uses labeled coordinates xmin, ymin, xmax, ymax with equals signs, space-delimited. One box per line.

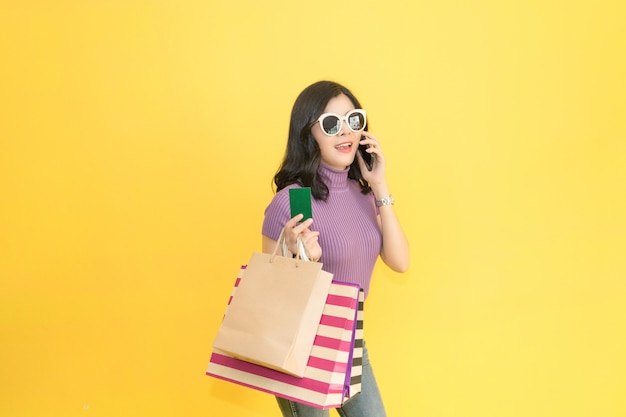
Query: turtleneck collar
xmin=318 ymin=163 xmax=350 ymax=190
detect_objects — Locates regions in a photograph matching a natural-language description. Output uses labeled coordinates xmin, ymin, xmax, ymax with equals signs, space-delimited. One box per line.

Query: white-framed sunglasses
xmin=314 ymin=109 xmax=367 ymax=136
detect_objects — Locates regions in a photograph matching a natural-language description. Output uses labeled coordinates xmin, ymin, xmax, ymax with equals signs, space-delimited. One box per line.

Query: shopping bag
xmin=207 ymin=275 xmax=364 ymax=410
xmin=211 ymin=235 xmax=334 ymax=377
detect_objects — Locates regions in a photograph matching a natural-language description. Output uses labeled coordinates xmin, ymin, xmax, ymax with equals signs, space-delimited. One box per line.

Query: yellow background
xmin=1 ymin=1 xmax=625 ymax=416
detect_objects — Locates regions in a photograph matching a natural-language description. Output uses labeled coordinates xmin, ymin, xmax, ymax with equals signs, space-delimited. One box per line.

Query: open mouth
xmin=335 ymin=142 xmax=353 ymax=151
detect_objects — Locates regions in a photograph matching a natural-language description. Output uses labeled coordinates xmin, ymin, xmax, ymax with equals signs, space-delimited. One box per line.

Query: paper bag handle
xmin=270 ymin=228 xmax=309 ymax=266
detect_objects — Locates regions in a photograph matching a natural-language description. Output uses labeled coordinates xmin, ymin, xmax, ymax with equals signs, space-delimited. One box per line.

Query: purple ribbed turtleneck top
xmin=262 ymin=164 xmax=382 ymax=299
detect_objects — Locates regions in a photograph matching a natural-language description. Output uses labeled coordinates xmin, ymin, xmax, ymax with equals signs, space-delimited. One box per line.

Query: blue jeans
xmin=275 ymin=342 xmax=386 ymax=417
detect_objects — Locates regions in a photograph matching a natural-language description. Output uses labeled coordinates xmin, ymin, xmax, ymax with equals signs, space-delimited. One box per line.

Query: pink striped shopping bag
xmin=207 ymin=266 xmax=363 ymax=410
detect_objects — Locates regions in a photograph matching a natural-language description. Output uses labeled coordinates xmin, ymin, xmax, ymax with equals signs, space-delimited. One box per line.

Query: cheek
xmin=311 ymin=130 xmax=330 ymax=152
xmin=315 ymin=141 xmax=338 ymax=163
xmin=317 ymin=142 xmax=333 ymax=157
xmin=311 ymin=125 xmax=326 ymax=143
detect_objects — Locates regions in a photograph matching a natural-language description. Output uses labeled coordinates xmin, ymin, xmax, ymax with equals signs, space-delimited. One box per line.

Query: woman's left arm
xmin=358 ymin=133 xmax=410 ymax=272
xmin=374 ymin=184 xmax=410 ymax=272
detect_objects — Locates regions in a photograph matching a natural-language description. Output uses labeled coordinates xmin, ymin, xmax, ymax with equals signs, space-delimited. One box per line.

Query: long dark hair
xmin=273 ymin=81 xmax=371 ymax=200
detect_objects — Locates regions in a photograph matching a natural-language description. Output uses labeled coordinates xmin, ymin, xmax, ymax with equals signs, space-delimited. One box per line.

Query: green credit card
xmin=289 ymin=187 xmax=312 ymax=221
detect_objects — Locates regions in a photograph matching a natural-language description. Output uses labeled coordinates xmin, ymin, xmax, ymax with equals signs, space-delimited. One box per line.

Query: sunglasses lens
xmin=321 ymin=115 xmax=341 ymax=135
xmin=318 ymin=110 xmax=366 ymax=135
xmin=347 ymin=111 xmax=366 ymax=132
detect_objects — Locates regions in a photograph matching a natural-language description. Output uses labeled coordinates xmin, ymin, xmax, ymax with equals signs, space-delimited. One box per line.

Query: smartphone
xmin=359 ymin=137 xmax=374 ymax=171
xmin=289 ymin=187 xmax=313 ymax=221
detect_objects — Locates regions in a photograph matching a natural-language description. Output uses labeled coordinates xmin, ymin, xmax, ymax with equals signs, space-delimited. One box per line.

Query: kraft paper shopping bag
xmin=212 ymin=237 xmax=333 ymax=377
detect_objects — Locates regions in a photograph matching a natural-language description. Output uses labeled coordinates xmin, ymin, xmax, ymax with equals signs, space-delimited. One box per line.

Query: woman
xmin=262 ymin=80 xmax=410 ymax=417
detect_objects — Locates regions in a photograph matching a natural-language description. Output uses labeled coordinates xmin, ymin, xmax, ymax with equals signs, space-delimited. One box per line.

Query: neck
xmin=319 ymin=163 xmax=349 ymax=190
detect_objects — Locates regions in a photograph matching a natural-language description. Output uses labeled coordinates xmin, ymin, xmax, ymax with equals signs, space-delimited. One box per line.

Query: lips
xmin=335 ymin=142 xmax=353 ymax=153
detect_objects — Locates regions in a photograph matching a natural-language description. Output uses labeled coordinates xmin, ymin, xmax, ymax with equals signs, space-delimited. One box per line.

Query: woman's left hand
xmin=356 ymin=132 xmax=386 ymax=186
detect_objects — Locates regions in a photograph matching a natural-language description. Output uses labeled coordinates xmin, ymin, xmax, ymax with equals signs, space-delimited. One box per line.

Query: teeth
xmin=336 ymin=143 xmax=351 ymax=149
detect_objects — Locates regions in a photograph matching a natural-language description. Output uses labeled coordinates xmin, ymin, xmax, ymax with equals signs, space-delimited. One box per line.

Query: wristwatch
xmin=375 ymin=195 xmax=394 ymax=207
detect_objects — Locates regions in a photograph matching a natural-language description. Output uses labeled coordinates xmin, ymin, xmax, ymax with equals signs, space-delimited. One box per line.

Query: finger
xmin=293 ymin=218 xmax=313 ymax=235
xmin=360 ymin=137 xmax=381 ymax=152
xmin=285 ymin=213 xmax=304 ymax=228
xmin=301 ymin=230 xmax=319 ymax=246
xmin=299 ymin=218 xmax=314 ymax=229
xmin=304 ymin=234 xmax=319 ymax=247
xmin=360 ymin=132 xmax=380 ymax=142
xmin=301 ymin=229 xmax=319 ymax=239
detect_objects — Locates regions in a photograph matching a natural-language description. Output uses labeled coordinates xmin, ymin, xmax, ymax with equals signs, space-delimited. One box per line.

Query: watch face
xmin=376 ymin=196 xmax=394 ymax=207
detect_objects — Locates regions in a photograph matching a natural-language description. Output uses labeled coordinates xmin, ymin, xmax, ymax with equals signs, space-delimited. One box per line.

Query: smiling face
xmin=311 ymin=94 xmax=362 ymax=170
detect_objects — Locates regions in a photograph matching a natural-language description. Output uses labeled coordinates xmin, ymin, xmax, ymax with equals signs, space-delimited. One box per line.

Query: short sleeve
xmin=261 ymin=186 xmax=294 ymax=241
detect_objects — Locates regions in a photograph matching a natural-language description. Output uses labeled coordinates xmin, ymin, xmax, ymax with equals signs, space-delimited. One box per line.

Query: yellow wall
xmin=1 ymin=1 xmax=625 ymax=416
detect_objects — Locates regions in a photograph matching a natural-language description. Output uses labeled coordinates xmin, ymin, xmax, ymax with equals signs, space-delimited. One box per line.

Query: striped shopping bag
xmin=207 ymin=266 xmax=363 ymax=409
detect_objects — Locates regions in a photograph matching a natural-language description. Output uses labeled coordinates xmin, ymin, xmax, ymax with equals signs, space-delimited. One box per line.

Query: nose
xmin=338 ymin=116 xmax=351 ymax=136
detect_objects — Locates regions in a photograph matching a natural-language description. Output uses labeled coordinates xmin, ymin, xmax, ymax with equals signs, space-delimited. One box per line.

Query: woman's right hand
xmin=284 ymin=214 xmax=322 ymax=261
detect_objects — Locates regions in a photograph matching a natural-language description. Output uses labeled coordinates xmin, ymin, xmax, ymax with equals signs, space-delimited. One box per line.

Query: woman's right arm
xmin=262 ymin=234 xmax=279 ymax=254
